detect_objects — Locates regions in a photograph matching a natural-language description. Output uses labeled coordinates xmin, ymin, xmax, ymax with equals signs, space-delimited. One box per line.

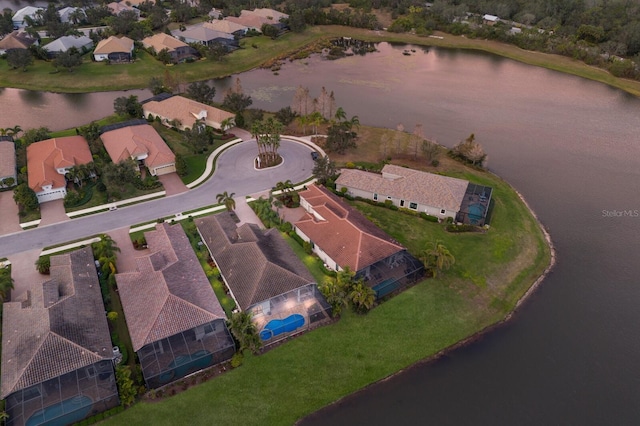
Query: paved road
xmin=0 ymin=139 xmax=315 ymax=258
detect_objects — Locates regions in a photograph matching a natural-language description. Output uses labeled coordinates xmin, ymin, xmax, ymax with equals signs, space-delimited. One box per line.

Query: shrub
xmin=345 ymin=162 xmax=355 ymax=169
xmin=420 ymin=212 xmax=439 ymax=222
xmin=319 ymin=261 xmax=337 ymax=277
xmin=384 ymin=199 xmax=393 ymax=208
xmin=231 ymin=353 xmax=244 ymax=367
xmin=303 ymin=241 xmax=313 ymax=255
xmin=446 ymin=223 xmax=480 ymax=233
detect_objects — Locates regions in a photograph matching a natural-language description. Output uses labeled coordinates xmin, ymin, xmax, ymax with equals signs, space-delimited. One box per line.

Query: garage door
xmin=153 ymin=163 xmax=176 ymax=176
xmin=37 ymin=188 xmax=66 ymax=203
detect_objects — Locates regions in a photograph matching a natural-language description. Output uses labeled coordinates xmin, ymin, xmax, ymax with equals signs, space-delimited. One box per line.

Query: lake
xmin=1 ymin=41 xmax=639 ymax=424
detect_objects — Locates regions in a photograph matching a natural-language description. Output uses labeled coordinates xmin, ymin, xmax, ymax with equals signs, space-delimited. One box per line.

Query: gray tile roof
xmin=43 ymin=35 xmax=93 ymax=53
xmin=1 ymin=247 xmax=113 ymax=398
xmin=196 ymin=213 xmax=315 ymax=311
xmin=116 ymin=223 xmax=226 ymax=352
xmin=335 ymin=164 xmax=469 ymax=212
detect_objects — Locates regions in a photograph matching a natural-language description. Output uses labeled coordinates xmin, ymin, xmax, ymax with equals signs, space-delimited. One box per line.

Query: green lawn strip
xmin=2 ymin=27 xmax=640 ymax=97
xmin=280 ymin=232 xmax=327 ymax=284
xmin=106 ymin=160 xmax=550 ymax=425
xmin=181 ymin=155 xmax=207 ymax=185
xmin=18 ymin=209 xmax=41 ymax=224
xmin=108 ymin=284 xmax=137 ymax=370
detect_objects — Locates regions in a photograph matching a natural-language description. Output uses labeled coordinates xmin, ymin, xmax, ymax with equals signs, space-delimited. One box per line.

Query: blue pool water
xmin=26 ymin=395 xmax=92 ymax=426
xmin=468 ymin=203 xmax=485 ymax=223
xmin=260 ymin=314 xmax=305 ymax=340
xmin=373 ymin=278 xmax=398 ymax=298
xmin=159 ymin=350 xmax=213 ymax=384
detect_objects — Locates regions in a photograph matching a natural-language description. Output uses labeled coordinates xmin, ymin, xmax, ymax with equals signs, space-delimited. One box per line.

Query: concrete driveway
xmin=0 ymin=191 xmax=21 ymax=236
xmin=39 ymin=199 xmax=68 ymax=226
xmin=158 ymin=173 xmax=188 ymax=196
xmin=108 ymin=227 xmax=149 ymax=274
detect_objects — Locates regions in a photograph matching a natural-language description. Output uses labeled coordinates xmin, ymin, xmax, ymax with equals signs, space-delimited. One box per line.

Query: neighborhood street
xmin=0 ymin=139 xmax=316 ymax=258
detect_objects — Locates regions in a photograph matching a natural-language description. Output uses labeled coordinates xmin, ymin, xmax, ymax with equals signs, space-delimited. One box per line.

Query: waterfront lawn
xmin=106 ymin=161 xmax=550 ymax=426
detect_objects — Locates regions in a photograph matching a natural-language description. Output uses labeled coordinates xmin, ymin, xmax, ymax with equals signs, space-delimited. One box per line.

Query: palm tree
xmin=9 ymin=125 xmax=22 ymax=137
xmin=220 ymin=117 xmax=234 ymax=134
xmin=421 ymin=241 xmax=455 ymax=278
xmin=296 ymin=114 xmax=310 ymax=135
xmin=35 ymin=256 xmax=51 ymax=274
xmin=228 ymin=311 xmax=262 ymax=354
xmin=216 ymin=191 xmax=236 ymax=211
xmin=309 ymin=111 xmax=323 ymax=138
xmin=348 ymin=281 xmax=376 ymax=314
xmin=93 ymin=234 xmax=121 ymax=264
xmin=0 ymin=268 xmax=14 ymax=302
xmin=334 ymin=106 xmax=347 ymax=123
xmin=319 ymin=277 xmax=348 ymax=318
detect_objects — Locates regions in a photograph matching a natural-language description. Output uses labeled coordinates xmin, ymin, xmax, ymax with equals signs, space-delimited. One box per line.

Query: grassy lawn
xmin=2 ymin=27 xmax=640 ymax=97
xmin=108 ymin=282 xmax=137 ymax=370
xmin=281 ymin=231 xmax=327 ymax=285
xmin=18 ymin=208 xmax=41 ymax=224
xmin=106 ymin=145 xmax=550 ymax=425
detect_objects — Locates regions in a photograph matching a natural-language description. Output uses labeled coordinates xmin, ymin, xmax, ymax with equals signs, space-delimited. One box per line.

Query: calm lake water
xmin=2 ymin=42 xmax=640 ymax=424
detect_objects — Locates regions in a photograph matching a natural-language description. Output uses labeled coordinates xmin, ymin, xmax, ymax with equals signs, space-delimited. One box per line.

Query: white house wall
xmin=294 ymin=227 xmax=341 ymax=271
xmin=339 ymin=185 xmax=458 ymax=220
xmin=150 ymin=163 xmax=176 ymax=176
xmin=36 ymin=187 xmax=67 ymax=203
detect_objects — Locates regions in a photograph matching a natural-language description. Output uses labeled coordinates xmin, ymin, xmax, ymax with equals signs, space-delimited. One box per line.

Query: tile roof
xmin=27 ymin=136 xmax=92 ymax=193
xmin=12 ymin=6 xmax=43 ymax=23
xmin=295 ymin=185 xmax=404 ymax=272
xmin=1 ymin=247 xmax=113 ymax=398
xmin=107 ymin=2 xmax=138 ymax=15
xmin=171 ymin=23 xmax=234 ymax=43
xmin=0 ymin=141 xmax=16 ymax=179
xmin=203 ymin=20 xmax=248 ymax=34
xmin=335 ymin=164 xmax=469 ymax=212
xmin=142 ymin=33 xmax=188 ymax=53
xmin=196 ymin=213 xmax=315 ymax=311
xmin=94 ymin=36 xmax=134 ymax=55
xmin=143 ymin=95 xmax=235 ymax=130
xmin=226 ymin=15 xmax=272 ymax=30
xmin=43 ymin=35 xmax=93 ymax=53
xmin=0 ymin=31 xmax=37 ymax=50
xmin=245 ymin=8 xmax=289 ymax=21
xmin=116 ymin=223 xmax=226 ymax=351
xmin=100 ymin=124 xmax=175 ymax=170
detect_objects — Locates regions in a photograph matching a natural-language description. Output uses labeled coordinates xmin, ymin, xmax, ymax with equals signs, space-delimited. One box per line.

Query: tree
xmin=452 ymin=133 xmax=487 ymax=167
xmin=13 ymin=183 xmax=39 ymax=212
xmin=326 ymin=121 xmax=357 ymax=154
xmin=227 ymin=311 xmax=262 ymax=354
xmin=22 ymin=127 xmax=50 ymax=145
xmin=0 ymin=267 xmax=14 ymax=302
xmin=93 ymin=234 xmax=121 ymax=266
xmin=216 ymin=191 xmax=236 ymax=211
xmin=156 ymin=47 xmax=173 ymax=64
xmin=206 ymin=42 xmax=228 ymax=61
xmin=186 ymin=81 xmax=216 ymax=105
xmin=421 ymin=241 xmax=455 ymax=278
xmin=53 ymin=49 xmax=83 ymax=72
xmin=113 ymin=95 xmax=143 ymax=118
xmin=35 ymin=256 xmax=51 ymax=274
xmin=148 ymin=76 xmax=168 ymax=95
xmin=312 ymin=155 xmax=337 ymax=185
xmin=108 ymin=10 xmax=139 ymax=36
xmin=0 ymin=9 xmax=14 ymax=36
xmin=252 ymin=118 xmax=283 ymax=168
xmin=308 ymin=111 xmax=323 ymax=138
xmin=291 ymin=86 xmax=313 ymax=116
xmin=220 ymin=117 xmax=234 ymax=133
xmin=348 ymin=280 xmax=376 ymax=314
xmin=316 ymin=86 xmax=334 ymax=120
xmin=261 ymin=23 xmax=280 ymax=39
xmin=319 ymin=276 xmax=348 ymax=318
xmin=421 ymin=140 xmax=441 ymax=166
xmin=183 ymin=125 xmax=210 ymax=153
xmin=6 ymin=49 xmax=34 ymax=71
xmin=274 ymin=106 xmax=297 ymax=125
xmin=222 ymin=92 xmax=253 ymax=114
xmin=115 ymin=366 xmax=138 ymax=407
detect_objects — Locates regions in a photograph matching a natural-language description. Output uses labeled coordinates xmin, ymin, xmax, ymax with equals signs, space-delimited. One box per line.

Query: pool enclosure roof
xmin=1 ymin=247 xmax=113 ymax=398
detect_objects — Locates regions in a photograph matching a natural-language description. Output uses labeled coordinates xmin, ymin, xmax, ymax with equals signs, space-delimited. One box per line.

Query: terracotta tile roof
xmin=94 ymin=36 xmax=134 ymax=55
xmin=244 ymin=8 xmax=289 ymax=21
xmin=196 ymin=213 xmax=314 ymax=311
xmin=107 ymin=2 xmax=137 ymax=15
xmin=116 ymin=223 xmax=226 ymax=352
xmin=203 ymin=20 xmax=248 ymax=34
xmin=142 ymin=95 xmax=235 ymax=130
xmin=100 ymin=124 xmax=175 ymax=170
xmin=0 ymin=141 xmax=16 ymax=179
xmin=171 ymin=23 xmax=234 ymax=43
xmin=226 ymin=15 xmax=272 ymax=30
xmin=336 ymin=164 xmax=469 ymax=212
xmin=295 ymin=185 xmax=404 ymax=272
xmin=142 ymin=33 xmax=188 ymax=53
xmin=1 ymin=247 xmax=113 ymax=398
xmin=0 ymin=31 xmax=37 ymax=50
xmin=26 ymin=136 xmax=92 ymax=192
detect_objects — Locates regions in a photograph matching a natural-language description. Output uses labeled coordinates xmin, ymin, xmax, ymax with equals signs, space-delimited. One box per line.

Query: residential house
xmin=100 ymin=123 xmax=176 ymax=176
xmin=1 ymin=247 xmax=119 ymax=426
xmin=125 ymin=0 xmax=155 ymax=5
xmin=143 ymin=95 xmax=235 ymax=131
xmin=171 ymin=23 xmax=238 ymax=49
xmin=58 ymin=6 xmax=80 ymax=24
xmin=336 ymin=164 xmax=469 ymax=220
xmin=43 ymin=35 xmax=93 ymax=57
xmin=107 ymin=2 xmax=140 ymax=18
xmin=196 ymin=213 xmax=332 ymax=344
xmin=336 ymin=164 xmax=493 ymax=225
xmin=11 ymin=6 xmax=43 ymax=29
xmin=225 ymin=15 xmax=271 ymax=33
xmin=483 ymin=14 xmax=500 ymax=25
xmin=294 ymin=184 xmax=424 ymax=299
xmin=141 ymin=33 xmax=198 ymax=63
xmin=26 ymin=136 xmax=93 ymax=203
xmin=203 ymin=19 xmax=248 ymax=37
xmin=0 ymin=31 xmax=38 ymax=55
xmin=226 ymin=8 xmax=289 ymax=32
xmin=0 ymin=138 xmax=17 ymax=188
xmin=248 ymin=8 xmax=289 ymax=22
xmin=93 ymin=36 xmax=134 ymax=62
xmin=116 ymin=223 xmax=235 ymax=388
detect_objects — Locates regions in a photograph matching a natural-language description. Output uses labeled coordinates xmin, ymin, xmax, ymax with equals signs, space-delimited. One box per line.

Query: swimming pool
xmin=159 ymin=350 xmax=214 ymax=384
xmin=26 ymin=395 xmax=92 ymax=426
xmin=468 ymin=203 xmax=485 ymax=224
xmin=260 ymin=314 xmax=305 ymax=341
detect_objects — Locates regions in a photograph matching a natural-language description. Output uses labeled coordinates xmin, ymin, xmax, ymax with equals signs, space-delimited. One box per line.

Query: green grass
xmin=106 ymin=155 xmax=550 ymax=425
xmin=281 ymin=232 xmax=328 ymax=285
xmin=181 ymin=155 xmax=208 ymax=185
xmin=109 ymin=282 xmax=137 ymax=370
xmin=18 ymin=208 xmax=41 ymax=224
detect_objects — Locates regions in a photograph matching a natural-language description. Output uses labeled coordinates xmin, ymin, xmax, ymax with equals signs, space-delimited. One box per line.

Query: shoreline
xmin=297 ymin=175 xmax=556 ymax=424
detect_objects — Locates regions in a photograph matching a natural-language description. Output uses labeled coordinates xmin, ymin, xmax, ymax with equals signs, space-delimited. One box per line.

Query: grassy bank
xmin=105 ymin=134 xmax=551 ymax=425
xmin=2 ymin=27 xmax=639 ymax=97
